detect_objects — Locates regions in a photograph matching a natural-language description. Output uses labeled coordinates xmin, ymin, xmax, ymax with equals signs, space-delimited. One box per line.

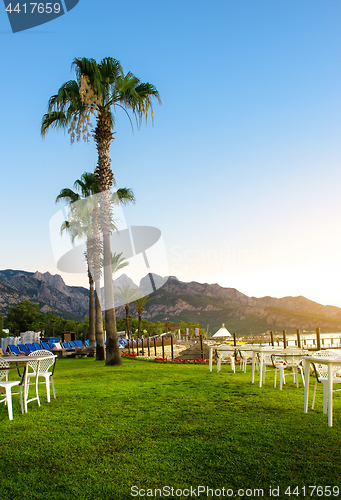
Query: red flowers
xmin=122 ymin=352 xmax=210 ymax=364
xmin=154 ymin=357 xmax=208 ymax=364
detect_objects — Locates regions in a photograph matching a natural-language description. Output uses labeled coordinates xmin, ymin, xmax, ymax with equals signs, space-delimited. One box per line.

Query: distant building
xmin=212 ymin=324 xmax=232 ymax=338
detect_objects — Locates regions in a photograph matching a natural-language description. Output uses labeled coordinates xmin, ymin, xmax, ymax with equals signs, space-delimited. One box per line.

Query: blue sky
xmin=1 ymin=0 xmax=341 ymax=306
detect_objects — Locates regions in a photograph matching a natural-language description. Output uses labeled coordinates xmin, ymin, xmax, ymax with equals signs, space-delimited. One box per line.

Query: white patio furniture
xmin=238 ymin=347 xmax=257 ymax=373
xmin=304 ymin=352 xmax=341 ymax=426
xmin=310 ymin=350 xmax=341 ymax=413
xmin=0 ymin=359 xmax=23 ymax=420
xmin=258 ymin=351 xmax=278 ymax=385
xmin=271 ymin=349 xmax=307 ymax=390
xmin=26 ymin=350 xmax=57 ymax=405
xmin=216 ymin=346 xmax=237 ymax=373
xmin=233 ymin=345 xmax=283 ymax=386
xmin=251 ymin=346 xmax=284 ymax=387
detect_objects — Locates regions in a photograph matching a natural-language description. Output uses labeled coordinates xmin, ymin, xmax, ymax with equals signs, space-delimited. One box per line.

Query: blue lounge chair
xmin=41 ymin=342 xmax=53 ymax=351
xmin=74 ymin=340 xmax=86 ymax=348
xmin=33 ymin=343 xmax=42 ymax=351
xmin=18 ymin=344 xmax=31 ymax=355
xmin=7 ymin=345 xmax=22 ymax=355
xmin=25 ymin=344 xmax=37 ymax=353
xmin=61 ymin=342 xmax=75 ymax=349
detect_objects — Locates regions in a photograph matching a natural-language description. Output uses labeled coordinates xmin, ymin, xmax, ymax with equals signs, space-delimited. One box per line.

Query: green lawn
xmin=1 ymin=358 xmax=340 ymax=499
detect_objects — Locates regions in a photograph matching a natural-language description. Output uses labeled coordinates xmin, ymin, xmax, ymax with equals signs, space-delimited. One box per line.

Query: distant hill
xmin=0 ymin=269 xmax=89 ymax=320
xmin=1 ymin=269 xmax=341 ymax=334
xmin=139 ymin=275 xmax=341 ymax=335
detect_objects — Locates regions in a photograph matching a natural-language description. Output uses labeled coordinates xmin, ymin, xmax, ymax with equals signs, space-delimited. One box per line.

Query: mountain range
xmin=1 ymin=269 xmax=341 ymax=334
xmin=0 ymin=270 xmax=89 ymax=321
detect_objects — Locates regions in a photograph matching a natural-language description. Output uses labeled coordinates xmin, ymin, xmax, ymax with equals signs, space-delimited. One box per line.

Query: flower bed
xmin=121 ymin=352 xmax=213 ymax=364
xmin=159 ymin=357 xmax=208 ymax=364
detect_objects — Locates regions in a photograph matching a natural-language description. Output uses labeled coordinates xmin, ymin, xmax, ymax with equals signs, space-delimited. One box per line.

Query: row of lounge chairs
xmin=118 ymin=338 xmax=155 ymax=347
xmin=5 ymin=340 xmax=95 ymax=358
xmin=4 ymin=338 xmax=132 ymax=357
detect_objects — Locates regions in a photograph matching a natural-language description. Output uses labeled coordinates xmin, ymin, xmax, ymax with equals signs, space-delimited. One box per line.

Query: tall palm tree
xmin=42 ymin=57 xmax=160 ymax=366
xmin=115 ymin=285 xmax=139 ymax=338
xmin=133 ymin=294 xmax=153 ymax=339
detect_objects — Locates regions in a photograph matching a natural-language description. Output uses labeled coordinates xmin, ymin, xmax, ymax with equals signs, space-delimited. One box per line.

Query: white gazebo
xmin=212 ymin=324 xmax=232 ymax=338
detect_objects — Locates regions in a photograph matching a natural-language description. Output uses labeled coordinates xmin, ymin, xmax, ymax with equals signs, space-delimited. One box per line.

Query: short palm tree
xmin=56 ymin=173 xmax=97 ymax=348
xmin=133 ymin=294 xmax=153 ymax=339
xmin=115 ymin=285 xmax=139 ymax=338
xmin=42 ymin=56 xmax=160 ymax=366
xmin=56 ymin=171 xmax=135 ymax=360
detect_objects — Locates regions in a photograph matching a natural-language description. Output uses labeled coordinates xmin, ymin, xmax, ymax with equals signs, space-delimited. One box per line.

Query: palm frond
xmin=74 ymin=172 xmax=99 ymax=197
xmin=42 ymin=79 xmax=87 ymax=139
xmin=41 ymin=111 xmax=69 ymax=136
xmin=133 ymin=294 xmax=153 ymax=312
xmin=56 ymin=188 xmax=80 ymax=205
xmin=60 ymin=220 xmax=70 ymax=235
xmin=135 ymin=82 xmax=161 ymax=104
xmin=73 ymin=57 xmax=99 ymax=83
xmin=73 ymin=57 xmax=111 ymax=106
xmin=98 ymin=57 xmax=122 ymax=84
xmin=116 ymin=188 xmax=136 ymax=205
xmin=47 ymin=80 xmax=81 ymax=112
xmin=110 ymin=252 xmax=129 ymax=276
xmin=115 ymin=285 xmax=139 ymax=303
xmin=61 ymin=218 xmax=88 ymax=242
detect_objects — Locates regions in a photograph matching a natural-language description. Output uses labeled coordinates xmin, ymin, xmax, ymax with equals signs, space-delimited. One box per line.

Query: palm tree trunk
xmin=90 ymin=202 xmax=105 ymax=360
xmin=103 ymin=230 xmax=121 ymax=365
xmin=95 ymin=280 xmax=105 ymax=360
xmin=95 ymin=107 xmax=122 ymax=366
xmin=88 ymin=267 xmax=96 ymax=347
xmin=138 ymin=312 xmax=142 ymax=338
xmin=125 ymin=304 xmax=130 ymax=338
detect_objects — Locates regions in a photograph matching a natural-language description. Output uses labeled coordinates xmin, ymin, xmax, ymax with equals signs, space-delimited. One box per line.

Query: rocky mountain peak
xmin=33 ymin=271 xmax=68 ymax=295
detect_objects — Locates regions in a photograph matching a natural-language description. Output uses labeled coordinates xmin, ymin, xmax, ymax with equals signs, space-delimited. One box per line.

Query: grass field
xmin=1 ymin=357 xmax=341 ymax=499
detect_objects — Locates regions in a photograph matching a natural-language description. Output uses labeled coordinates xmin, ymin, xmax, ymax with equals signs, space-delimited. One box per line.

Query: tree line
xmin=2 ymin=300 xmax=205 ymax=340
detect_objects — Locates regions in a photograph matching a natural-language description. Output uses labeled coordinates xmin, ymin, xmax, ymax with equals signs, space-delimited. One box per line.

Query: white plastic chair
xmin=26 ymin=350 xmax=57 ymax=405
xmin=238 ymin=351 xmax=249 ymax=372
xmin=216 ymin=347 xmax=236 ymax=373
xmin=271 ymin=350 xmax=306 ymax=390
xmin=0 ymin=359 xmax=23 ymax=420
xmin=311 ymin=350 xmax=341 ymax=412
xmin=258 ymin=352 xmax=277 ymax=385
xmin=238 ymin=348 xmax=258 ymax=373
